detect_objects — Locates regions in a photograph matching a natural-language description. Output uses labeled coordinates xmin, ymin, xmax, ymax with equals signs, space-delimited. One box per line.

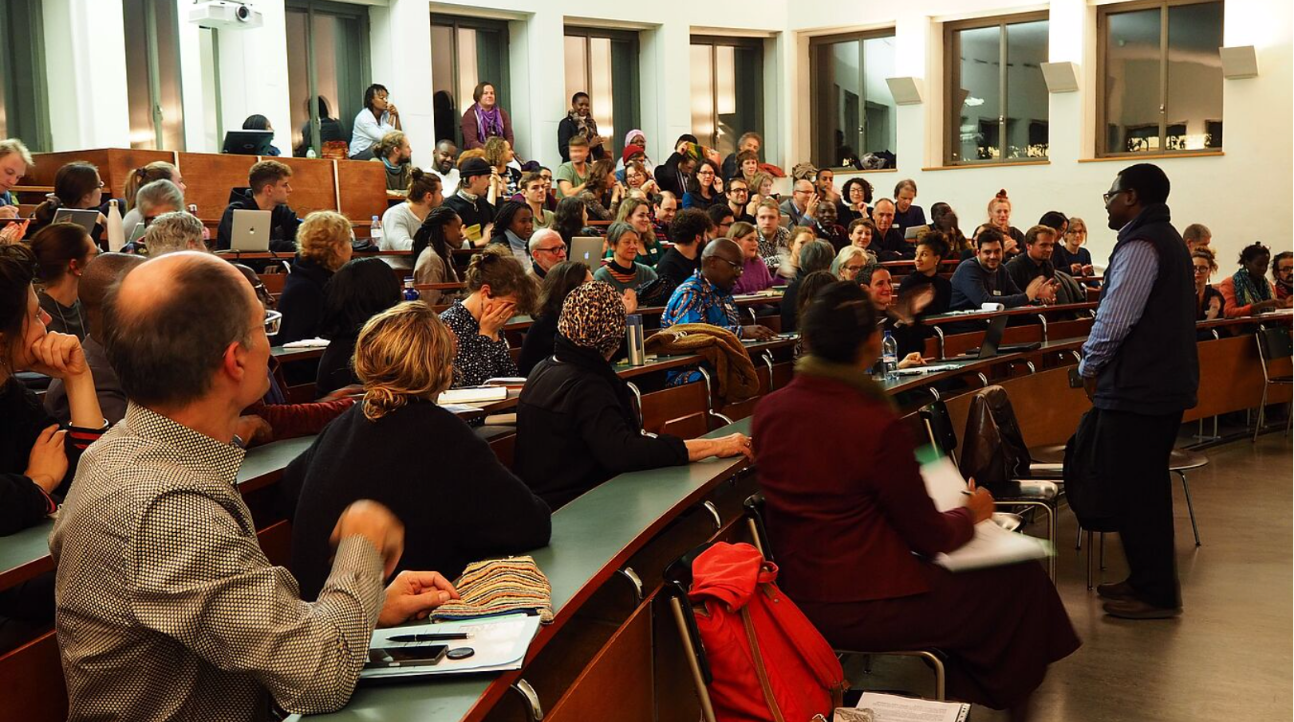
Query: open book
xmin=919 ymin=447 xmax=1051 ymax=572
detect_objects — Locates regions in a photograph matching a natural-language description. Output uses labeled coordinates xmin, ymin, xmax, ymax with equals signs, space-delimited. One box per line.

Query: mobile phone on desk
xmin=367 ymin=644 xmax=448 ymax=668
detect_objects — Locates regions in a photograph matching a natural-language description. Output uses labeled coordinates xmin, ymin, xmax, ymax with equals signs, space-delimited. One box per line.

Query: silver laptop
xmin=230 ymin=209 xmax=272 ymax=252
xmin=570 ymin=236 xmax=604 ymax=268
xmin=51 ymin=208 xmax=99 ymax=234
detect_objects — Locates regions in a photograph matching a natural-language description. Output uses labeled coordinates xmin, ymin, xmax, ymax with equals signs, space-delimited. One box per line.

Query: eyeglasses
xmin=1192 ymin=266 xmax=1211 ymax=275
xmin=96 ymin=181 xmax=106 ymax=189
xmin=715 ymin=257 xmax=744 ymax=274
xmin=264 ymin=309 xmax=283 ymax=337
xmin=1102 ymin=189 xmax=1129 ymax=204
xmin=535 ymin=245 xmax=567 ymax=255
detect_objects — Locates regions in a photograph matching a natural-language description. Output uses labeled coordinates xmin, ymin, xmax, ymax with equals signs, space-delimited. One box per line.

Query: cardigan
xmin=283 ymin=400 xmax=551 ymax=600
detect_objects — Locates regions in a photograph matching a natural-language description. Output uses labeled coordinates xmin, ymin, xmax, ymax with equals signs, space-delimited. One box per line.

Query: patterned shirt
xmin=757 ymin=226 xmax=790 ymax=271
xmin=441 ymin=300 xmax=518 ymax=386
xmin=661 ymin=270 xmax=742 ymax=336
xmin=50 ymin=404 xmax=385 ymax=721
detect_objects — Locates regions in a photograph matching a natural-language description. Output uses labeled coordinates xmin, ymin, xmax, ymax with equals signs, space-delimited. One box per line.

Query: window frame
xmin=807 ymin=28 xmax=897 ymax=171
xmin=289 ymin=0 xmax=373 ymax=158
xmin=689 ymin=35 xmax=765 ymax=155
xmin=1096 ymin=0 xmax=1225 ymax=158
xmin=943 ymin=11 xmax=1049 ymax=167
xmin=0 ymin=0 xmax=51 ymax=151
xmin=431 ymin=14 xmax=511 ymax=150
xmin=563 ymin=26 xmax=641 ymax=161
xmin=124 ymin=0 xmax=187 ymax=150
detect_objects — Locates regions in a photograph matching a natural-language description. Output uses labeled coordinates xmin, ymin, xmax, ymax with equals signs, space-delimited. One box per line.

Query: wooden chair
xmin=0 ymin=629 xmax=65 ymax=722
xmin=636 ymin=381 xmax=712 ymax=437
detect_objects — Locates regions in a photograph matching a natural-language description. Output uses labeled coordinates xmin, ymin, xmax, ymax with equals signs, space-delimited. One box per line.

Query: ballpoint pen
xmin=386 ymin=633 xmax=470 ymax=642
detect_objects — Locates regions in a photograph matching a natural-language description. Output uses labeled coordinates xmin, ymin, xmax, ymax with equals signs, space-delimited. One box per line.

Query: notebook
xmin=437 ymin=386 xmax=508 ymax=405
xmin=844 ymin=692 xmax=970 ymax=722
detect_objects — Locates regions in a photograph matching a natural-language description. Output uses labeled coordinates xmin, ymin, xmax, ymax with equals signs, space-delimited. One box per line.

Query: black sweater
xmin=517 ymin=313 xmax=559 ymax=377
xmin=275 ymin=258 xmax=333 ymax=345
xmin=515 ymin=337 xmax=689 ymax=509
xmin=0 ymin=378 xmax=95 ymax=535
xmin=215 ymin=188 xmax=301 ymax=252
xmin=282 ymin=400 xmax=551 ymax=600
xmin=315 ymin=333 xmax=359 ymax=397
xmin=897 ymin=271 xmax=953 ymax=317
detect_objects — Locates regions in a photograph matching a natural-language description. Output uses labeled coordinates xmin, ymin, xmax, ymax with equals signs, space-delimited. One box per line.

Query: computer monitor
xmin=222 ymin=130 xmax=275 ymax=156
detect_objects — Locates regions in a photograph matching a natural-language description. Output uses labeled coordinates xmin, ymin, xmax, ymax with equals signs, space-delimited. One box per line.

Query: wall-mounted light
xmin=1219 ymin=46 xmax=1259 ymax=79
xmin=1041 ymin=62 xmax=1080 ymax=93
xmin=885 ymin=77 xmax=924 ymax=106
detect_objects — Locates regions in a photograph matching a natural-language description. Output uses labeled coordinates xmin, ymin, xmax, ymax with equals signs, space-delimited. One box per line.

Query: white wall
xmin=43 ymin=0 xmax=131 ymax=150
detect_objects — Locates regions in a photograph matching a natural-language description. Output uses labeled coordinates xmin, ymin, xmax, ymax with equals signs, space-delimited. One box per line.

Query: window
xmin=690 ymin=37 xmax=764 ymax=158
xmin=810 ymin=32 xmax=897 ymax=170
xmin=564 ymin=27 xmax=641 ymax=162
xmin=0 ymin=0 xmax=48 ymax=149
xmin=1099 ymin=0 xmax=1224 ymax=156
xmin=287 ymin=0 xmax=371 ymax=157
xmin=431 ymin=16 xmax=510 ymax=148
xmin=123 ymin=0 xmax=185 ymax=150
xmin=945 ymin=14 xmax=1049 ymax=165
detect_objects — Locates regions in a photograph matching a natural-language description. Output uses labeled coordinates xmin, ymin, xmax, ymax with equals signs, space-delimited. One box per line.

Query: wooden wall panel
xmin=176 ymin=152 xmax=256 ymax=222
xmin=273 ymin=156 xmax=338 ymax=218
xmin=544 ymin=603 xmax=655 ymax=722
xmin=337 ymin=159 xmax=389 ymax=233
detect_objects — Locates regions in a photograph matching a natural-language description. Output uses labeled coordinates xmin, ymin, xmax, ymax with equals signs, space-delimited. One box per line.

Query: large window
xmin=0 ymin=0 xmax=47 ymax=149
xmin=431 ymin=16 xmax=510 ymax=148
xmin=945 ymin=14 xmax=1049 ymax=165
xmin=810 ymin=32 xmax=897 ymax=170
xmin=123 ymin=0 xmax=185 ymax=150
xmin=690 ymin=37 xmax=764 ymax=158
xmin=1100 ymin=0 xmax=1223 ymax=156
xmin=564 ymin=27 xmax=640 ymax=162
xmin=288 ymin=0 xmax=370 ymax=157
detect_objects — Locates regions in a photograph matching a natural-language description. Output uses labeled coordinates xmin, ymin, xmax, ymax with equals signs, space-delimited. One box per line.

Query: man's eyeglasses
xmin=264 ymin=309 xmax=283 ymax=337
xmin=716 ymin=257 xmax=744 ymax=274
xmin=534 ymin=245 xmax=566 ymax=255
xmin=1102 ymin=189 xmax=1129 ymax=204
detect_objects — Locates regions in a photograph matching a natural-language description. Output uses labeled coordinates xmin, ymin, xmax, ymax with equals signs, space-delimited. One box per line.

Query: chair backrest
xmin=0 ymin=630 xmax=66 ymax=722
xmin=1257 ymin=326 xmax=1293 ymax=364
xmin=919 ymin=400 xmax=959 ymax=461
xmin=742 ymin=493 xmax=774 ymax=562
xmin=639 ymin=380 xmax=710 ymax=436
xmin=489 ymin=433 xmax=517 ymax=469
xmin=256 ymin=519 xmax=293 ymax=568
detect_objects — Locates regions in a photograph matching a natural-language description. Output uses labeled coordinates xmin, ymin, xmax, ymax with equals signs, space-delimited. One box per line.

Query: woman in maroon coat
xmin=752 ymin=281 xmax=1079 ymax=719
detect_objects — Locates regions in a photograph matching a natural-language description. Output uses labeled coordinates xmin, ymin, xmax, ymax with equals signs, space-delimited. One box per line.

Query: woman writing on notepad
xmin=753 ymin=282 xmax=1079 ymax=718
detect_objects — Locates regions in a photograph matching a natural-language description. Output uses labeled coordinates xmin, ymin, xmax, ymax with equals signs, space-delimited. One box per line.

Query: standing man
xmin=429 ymin=140 xmax=460 ymax=197
xmin=1082 ymin=163 xmax=1198 ymax=620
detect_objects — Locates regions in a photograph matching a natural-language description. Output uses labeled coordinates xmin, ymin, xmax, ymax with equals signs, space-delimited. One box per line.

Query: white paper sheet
xmin=854 ymin=692 xmax=970 ymax=722
xmin=360 ymin=613 xmax=542 ymax=680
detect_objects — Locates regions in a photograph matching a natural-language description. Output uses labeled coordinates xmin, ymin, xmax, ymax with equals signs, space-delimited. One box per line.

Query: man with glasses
xmin=1273 ymin=251 xmax=1293 ymax=302
xmin=1081 ymin=163 xmax=1197 ymax=620
xmin=527 ymin=228 xmax=567 ymax=286
xmin=662 ymin=238 xmax=775 ymax=340
xmin=726 ymin=178 xmax=754 ymax=224
xmin=780 ymin=179 xmax=819 ymax=227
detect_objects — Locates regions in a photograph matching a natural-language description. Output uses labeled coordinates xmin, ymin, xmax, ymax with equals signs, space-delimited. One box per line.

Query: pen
xmin=960 ymin=490 xmax=974 ymax=496
xmin=386 ymin=633 xmax=469 ymax=642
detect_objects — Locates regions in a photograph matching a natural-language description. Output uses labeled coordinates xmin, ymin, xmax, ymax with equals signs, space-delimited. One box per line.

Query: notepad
xmin=437 ymin=386 xmax=508 ymax=405
xmin=361 ymin=613 xmax=542 ymax=680
xmin=846 ymin=692 xmax=970 ymax=722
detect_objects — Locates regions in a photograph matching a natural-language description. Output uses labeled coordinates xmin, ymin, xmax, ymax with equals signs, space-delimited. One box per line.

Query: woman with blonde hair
xmin=283 ymin=300 xmax=551 ymax=601
xmin=985 ymin=189 xmax=1025 ymax=252
xmin=276 ymin=210 xmax=354 ymax=344
xmin=831 ymin=245 xmax=874 ymax=284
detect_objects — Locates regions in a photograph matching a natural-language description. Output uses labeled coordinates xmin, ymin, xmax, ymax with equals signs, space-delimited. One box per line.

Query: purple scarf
xmin=475 ymin=104 xmax=503 ymax=140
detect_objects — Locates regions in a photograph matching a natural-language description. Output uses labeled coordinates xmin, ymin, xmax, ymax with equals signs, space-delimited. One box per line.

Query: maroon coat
xmin=752 ymin=373 xmax=975 ymax=603
xmin=460 ymin=104 xmax=514 ymax=151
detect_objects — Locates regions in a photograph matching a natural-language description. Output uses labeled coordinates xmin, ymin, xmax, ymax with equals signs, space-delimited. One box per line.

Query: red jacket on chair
xmin=688 ymin=542 xmax=845 ymax=722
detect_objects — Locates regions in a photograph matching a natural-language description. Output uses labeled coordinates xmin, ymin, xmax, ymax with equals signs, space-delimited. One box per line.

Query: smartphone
xmin=366 ymin=644 xmax=449 ymax=668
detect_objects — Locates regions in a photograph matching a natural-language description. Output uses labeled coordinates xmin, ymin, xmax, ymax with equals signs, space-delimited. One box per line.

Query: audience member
xmin=845 ymin=218 xmax=880 ymax=267
xmin=780 ymin=179 xmax=819 ymax=227
xmin=45 ymin=252 xmax=142 ymax=425
xmin=28 ymin=162 xmax=106 ymax=245
xmin=120 ymin=162 xmax=186 ymax=231
xmin=520 ymin=172 xmax=556 ymax=230
xmin=616 ymin=198 xmax=664 ymax=267
xmin=577 ymin=159 xmax=622 ymax=220
xmin=316 ymin=258 xmax=402 ymax=396
xmin=1053 ymin=215 xmax=1094 ymax=279
xmin=749 ymin=171 xmax=777 ymax=210
xmin=484 ymin=136 xmax=522 ymax=201
xmin=1219 ymin=242 xmax=1291 ymax=316
xmin=294 ymin=96 xmax=346 ymax=157
xmin=682 ymin=159 xmax=724 ymax=210
xmin=813 ymin=168 xmax=840 ymax=207
xmin=125 ymin=179 xmax=185 ymax=241
xmin=621 ymin=129 xmax=653 ymax=172
xmin=986 ymin=189 xmax=1026 ymax=251
xmin=793 ymin=271 xmax=839 ymax=342
xmin=441 ymin=250 xmax=533 ymax=387
xmin=486 ymin=201 xmax=535 ymax=273
xmin=241 ymin=114 xmax=282 ymax=156
xmin=721 ymin=131 xmax=762 ymax=180
xmin=813 ymin=200 xmax=848 ymax=250
xmin=557 ymin=92 xmax=608 ymax=162
xmin=1005 ymin=225 xmax=1064 ymax=302
xmin=556 ymin=136 xmax=594 ymax=200
xmin=653 ymin=192 xmax=680 ymax=243
xmin=1038 ymin=210 xmax=1068 ymax=238
xmin=516 ymin=280 xmax=752 ymax=508
xmin=429 ymin=139 xmax=461 ymax=196
xmin=31 ymin=223 xmax=98 ymax=340
xmin=725 ymin=177 xmax=755 ymax=224
xmin=215 ymin=160 xmax=300 ymax=252
xmin=593 ymin=222 xmax=657 ymax=293
xmin=350 ymin=83 xmax=401 ymax=160
xmin=443 ymin=157 xmax=496 ymax=247
xmin=892 ymin=179 xmax=926 ymax=235
xmin=929 ymin=202 xmax=971 ymax=258
xmin=733 ymin=150 xmax=761 ymax=187
xmin=411 ymin=206 xmax=463 ymax=305
xmin=288 ymin=300 xmax=550 ymax=598
xmin=1191 ymin=248 xmax=1226 ymax=321
xmin=662 ymin=238 xmax=775 ymax=340
xmin=461 ymin=81 xmax=513 ymax=151
xmin=838 ymin=177 xmax=872 ymax=225
xmin=781 ymin=240 xmax=835 ymax=333
xmin=950 ymin=229 xmax=1053 ymax=310
xmin=0 ymin=139 xmax=34 ymax=218
xmin=518 ymin=261 xmax=591 ymax=376
xmin=751 ymin=201 xmax=787 ymax=272
xmin=753 ymin=280 xmax=1079 ymax=714
xmin=1182 ymin=223 xmax=1211 ymax=253
xmin=870 ymin=198 xmax=908 ymax=260
xmin=372 ymin=131 xmax=413 ymax=193
xmin=527 ymin=229 xmax=568 ymax=287
xmin=143 ymin=210 xmax=207 ymax=256
xmin=553 ymin=196 xmax=591 ymax=245
xmin=277 ymin=211 xmax=354 ymax=344
xmin=777 ymin=225 xmax=818 ymax=282
xmin=0 ymin=243 xmax=106 ymax=535
xmin=706 ymin=203 xmax=735 ymax=241
xmin=730 ymin=222 xmax=776 ymax=295
xmin=379 ymin=170 xmax=442 ymax=270
xmin=53 ymin=251 xmax=447 ymax=719
xmin=623 ymin=158 xmax=660 ymax=204
xmin=654 ymin=136 xmax=699 ymax=198
xmin=1274 ymin=251 xmax=1293 ymax=302
xmin=831 ymin=245 xmax=874 ymax=284
xmin=898 ymin=232 xmax=954 ymax=316
xmin=656 ymin=208 xmax=709 ymax=287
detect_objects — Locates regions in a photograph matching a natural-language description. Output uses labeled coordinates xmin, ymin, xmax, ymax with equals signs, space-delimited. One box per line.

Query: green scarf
xmin=794 ymin=355 xmax=895 ymax=410
xmin=1232 ymin=268 xmax=1272 ymax=307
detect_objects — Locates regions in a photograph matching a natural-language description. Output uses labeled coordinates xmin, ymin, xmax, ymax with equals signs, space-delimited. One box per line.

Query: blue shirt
xmin=661 ymin=271 xmax=741 ymax=336
xmin=949 ymin=257 xmax=1029 ymax=310
xmin=1079 ymin=240 xmax=1159 ymax=378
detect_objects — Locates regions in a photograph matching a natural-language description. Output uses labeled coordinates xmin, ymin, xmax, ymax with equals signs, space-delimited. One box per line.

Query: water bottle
xmin=370 ymin=215 xmax=383 ymax=243
xmin=881 ymin=330 xmax=899 ymax=380
xmin=305 ymin=147 xmax=317 ymax=159
xmin=403 ymin=277 xmax=420 ymax=302
xmin=106 ymin=199 xmax=125 ymax=252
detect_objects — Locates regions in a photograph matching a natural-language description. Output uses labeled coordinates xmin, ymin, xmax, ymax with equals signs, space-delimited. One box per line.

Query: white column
xmin=893 ymin=11 xmax=932 ymax=171
xmin=176 ymin=0 xmax=210 ymax=152
xmin=370 ymin=0 xmax=436 ymax=169
xmin=43 ymin=0 xmax=131 ymax=150
xmin=641 ymin=20 xmax=693 ymax=166
xmin=215 ymin=0 xmax=293 ymax=156
xmin=1048 ymin=0 xmax=1086 ymax=165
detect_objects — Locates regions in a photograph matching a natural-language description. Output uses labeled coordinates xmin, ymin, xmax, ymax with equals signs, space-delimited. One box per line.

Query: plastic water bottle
xmin=106 ymin=199 xmax=125 ymax=252
xmin=305 ymin=147 xmax=317 ymax=159
xmin=370 ymin=215 xmax=383 ymax=245
xmin=881 ymin=330 xmax=899 ymax=380
xmin=403 ymin=277 xmax=419 ymax=302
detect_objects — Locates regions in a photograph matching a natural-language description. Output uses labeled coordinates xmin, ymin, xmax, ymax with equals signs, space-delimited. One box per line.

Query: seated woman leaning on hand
xmin=282 ymin=301 xmax=551 ymax=601
xmin=515 ymin=280 xmax=752 ymax=510
xmin=752 ymin=281 xmax=1079 ymax=716
xmin=440 ymin=249 xmax=535 ymax=387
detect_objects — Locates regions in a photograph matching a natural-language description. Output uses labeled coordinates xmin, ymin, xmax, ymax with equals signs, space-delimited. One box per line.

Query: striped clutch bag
xmin=431 ymin=556 xmax=554 ymax=624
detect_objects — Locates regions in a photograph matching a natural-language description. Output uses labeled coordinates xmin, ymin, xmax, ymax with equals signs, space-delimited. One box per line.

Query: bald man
xmin=661 ymin=238 xmax=775 ymax=340
xmin=50 ymin=252 xmax=456 ymax=720
xmin=44 ymin=252 xmax=143 ymax=425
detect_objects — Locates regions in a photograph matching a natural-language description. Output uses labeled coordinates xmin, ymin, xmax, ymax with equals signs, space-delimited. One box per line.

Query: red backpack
xmin=687 ymin=542 xmax=847 ymax=722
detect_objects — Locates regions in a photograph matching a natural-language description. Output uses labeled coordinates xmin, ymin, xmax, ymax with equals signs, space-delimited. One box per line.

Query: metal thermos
xmin=626 ymin=314 xmax=646 ymax=366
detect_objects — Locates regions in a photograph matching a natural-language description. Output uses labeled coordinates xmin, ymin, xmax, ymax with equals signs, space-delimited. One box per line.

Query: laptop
xmin=222 ymin=130 xmax=275 ymax=156
xmin=569 ymin=236 xmax=604 ymax=268
xmin=52 ymin=208 xmax=100 ymax=233
xmin=229 ymin=209 xmax=272 ymax=252
xmin=955 ymin=314 xmax=1042 ymax=360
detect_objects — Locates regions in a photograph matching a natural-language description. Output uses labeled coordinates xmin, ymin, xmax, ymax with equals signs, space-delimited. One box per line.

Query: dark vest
xmin=1094 ymin=203 xmax=1198 ymax=414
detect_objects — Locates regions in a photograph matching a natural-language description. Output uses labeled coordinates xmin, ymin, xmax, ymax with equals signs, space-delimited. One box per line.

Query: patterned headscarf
xmin=558 ymin=280 xmax=626 ymax=356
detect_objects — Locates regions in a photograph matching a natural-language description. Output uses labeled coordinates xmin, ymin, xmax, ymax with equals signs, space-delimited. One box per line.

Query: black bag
xmin=635 ymin=276 xmax=677 ymax=307
xmin=1063 ymin=409 xmax=1119 ymax=531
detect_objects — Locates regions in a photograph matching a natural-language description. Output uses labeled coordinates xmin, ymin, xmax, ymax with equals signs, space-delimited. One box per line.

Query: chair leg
xmin=669 ymin=596 xmax=718 ymax=722
xmin=1254 ymin=388 xmax=1269 ymax=442
xmin=1099 ymin=532 xmax=1106 ymax=570
xmin=1176 ymin=470 xmax=1201 ymax=546
xmin=1085 ymin=530 xmax=1095 ymax=590
xmin=1076 ymin=524 xmax=1083 ymax=550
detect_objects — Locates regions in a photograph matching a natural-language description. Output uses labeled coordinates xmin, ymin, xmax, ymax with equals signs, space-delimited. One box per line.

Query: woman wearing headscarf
xmin=460 ymin=81 xmax=514 ymax=151
xmin=618 ymin=129 xmax=653 ymax=172
xmin=514 ymin=281 xmax=752 ymax=509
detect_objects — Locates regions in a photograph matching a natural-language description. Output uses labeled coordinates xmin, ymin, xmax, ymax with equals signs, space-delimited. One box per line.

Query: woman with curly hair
xmin=277 ymin=210 xmax=354 ymax=344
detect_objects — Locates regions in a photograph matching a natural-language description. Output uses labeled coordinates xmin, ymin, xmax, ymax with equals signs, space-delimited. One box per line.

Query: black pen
xmin=386 ymin=633 xmax=469 ymax=642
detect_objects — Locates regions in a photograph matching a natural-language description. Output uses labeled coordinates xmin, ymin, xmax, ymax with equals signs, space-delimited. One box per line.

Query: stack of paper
xmin=841 ymin=692 xmax=970 ymax=722
xmin=361 ymin=613 xmax=542 ymax=680
xmin=437 ymin=386 xmax=508 ymax=405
